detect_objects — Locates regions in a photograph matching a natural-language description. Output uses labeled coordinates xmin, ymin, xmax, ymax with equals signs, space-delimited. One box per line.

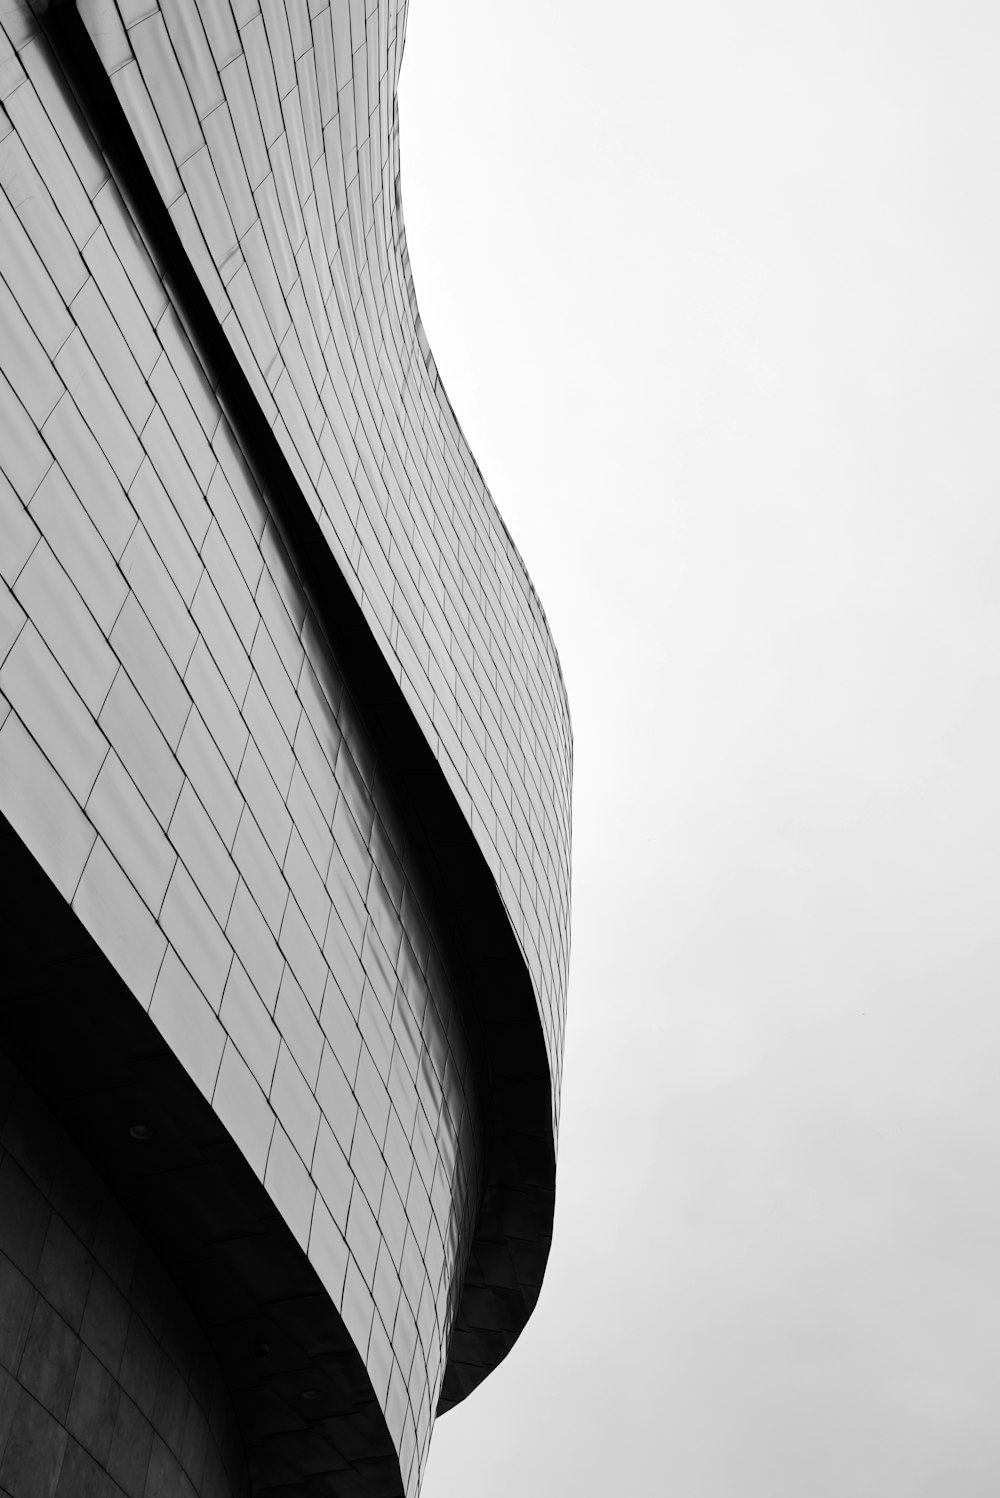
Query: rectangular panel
xmin=167 ymin=780 xmax=239 ymax=926
xmin=286 ymin=762 xmax=333 ymax=878
xmin=99 ymin=667 xmax=183 ymax=828
xmin=150 ymin=947 xmax=225 ymax=1099
xmin=0 ymin=187 xmax=71 ymax=357
xmin=120 ymin=522 xmax=198 ymax=675
xmin=0 ymin=709 xmax=95 ymax=901
xmin=73 ymin=836 xmax=166 ymax=1007
xmin=319 ymin=974 xmax=362 ymax=1089
xmin=4 ymin=75 xmax=99 ymax=244
xmin=198 ymin=522 xmax=260 ymax=657
xmin=42 ymin=394 xmax=136 ymax=559
xmin=240 ymin=13 xmax=281 ymax=148
xmin=324 ymin=846 xmax=366 ymax=957
xmin=92 ymin=178 xmax=169 ymax=326
xmin=259 ymin=0 xmax=295 ymax=98
xmin=315 ymin=1044 xmax=359 ymax=1155
xmin=175 ymin=705 xmax=242 ymax=849
xmin=220 ymin=955 xmax=280 ymax=1090
xmin=179 ymin=145 xmax=238 ymax=269
xmin=270 ymin=1043 xmax=320 ymax=1162
xmin=202 ymin=101 xmax=256 ymax=240
xmin=14 ymin=539 xmax=117 ymax=715
xmin=0 ymin=621 xmax=107 ymax=802
xmin=190 ymin=569 xmax=252 ymax=703
xmin=278 ymin=893 xmax=326 ymax=1010
xmin=211 ymin=1039 xmax=274 ymax=1179
xmin=242 ymin=671 xmax=294 ymax=793
xmin=110 ymin=593 xmax=191 ymax=749
xmin=0 ymin=468 xmax=39 ymax=587
xmin=140 ymin=404 xmax=210 ymax=550
xmin=127 ymin=457 xmax=203 ymax=608
xmin=0 ymin=583 xmax=24 ymax=668
xmin=349 ymin=1112 xmax=386 ymax=1216
xmin=0 ymin=371 xmax=50 ymax=502
xmin=159 ymin=860 xmax=233 ymax=1009
xmin=282 ymin=826 xmax=330 ymax=945
xmin=159 ymin=0 xmax=224 ymax=118
xmin=147 ymin=352 xmax=217 ymax=496
xmin=345 ymin=1181 xmax=379 ymax=1286
xmin=236 ymin=736 xmax=291 ymax=861
xmin=232 ymin=804 xmax=286 ymax=938
xmin=311 ymin=1124 xmax=352 ymax=1236
xmin=129 ymin=11 xmax=203 ymax=165
xmin=219 ymin=54 xmax=269 ymax=190
xmin=225 ymin=878 xmax=284 ymax=1014
xmin=85 ymin=749 xmax=175 ymax=911
xmin=53 ymin=325 xmax=145 ymax=487
xmin=183 ymin=636 xmax=246 ymax=772
xmin=262 ymin=1121 xmax=314 ymax=1249
xmin=111 ymin=58 xmax=184 ymax=205
xmin=354 ymin=1041 xmax=391 ymax=1144
xmin=252 ymin=173 xmax=296 ymax=296
xmin=81 ymin=225 xmax=161 ymax=381
xmin=206 ymin=462 xmax=264 ymax=587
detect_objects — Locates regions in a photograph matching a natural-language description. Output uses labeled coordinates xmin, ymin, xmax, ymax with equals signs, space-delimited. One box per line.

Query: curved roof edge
xmin=388 ymin=4 xmax=572 ymax=1142
xmin=35 ymin=0 xmax=563 ymax=1419
xmin=391 ymin=152 xmax=573 ymax=732
xmin=389 ymin=0 xmax=571 ymax=725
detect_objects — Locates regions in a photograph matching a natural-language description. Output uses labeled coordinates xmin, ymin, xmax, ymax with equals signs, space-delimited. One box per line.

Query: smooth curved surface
xmin=78 ymin=0 xmax=573 ymax=1111
xmin=0 ymin=1 xmax=572 ymax=1492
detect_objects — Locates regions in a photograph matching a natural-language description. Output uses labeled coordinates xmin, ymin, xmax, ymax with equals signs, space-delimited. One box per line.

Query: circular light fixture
xmin=128 ymin=1123 xmax=154 ymax=1141
xmin=253 ymin=1342 xmax=270 ymax=1361
xmin=301 ymin=1389 xmax=322 ymax=1402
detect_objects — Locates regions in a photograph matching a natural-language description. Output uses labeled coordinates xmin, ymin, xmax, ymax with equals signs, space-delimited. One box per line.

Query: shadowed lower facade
xmin=0 ymin=2 xmax=572 ymax=1495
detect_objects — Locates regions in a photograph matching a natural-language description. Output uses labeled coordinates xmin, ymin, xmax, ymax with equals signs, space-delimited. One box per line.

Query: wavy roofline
xmin=33 ymin=0 xmax=567 ymax=1436
xmin=388 ymin=8 xmax=573 ymax=748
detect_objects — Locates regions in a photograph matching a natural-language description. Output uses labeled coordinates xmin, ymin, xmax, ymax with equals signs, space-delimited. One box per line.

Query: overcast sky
xmin=398 ymin=3 xmax=1000 ymax=1493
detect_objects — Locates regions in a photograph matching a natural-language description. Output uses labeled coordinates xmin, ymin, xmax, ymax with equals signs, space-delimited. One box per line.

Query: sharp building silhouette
xmin=0 ymin=2 xmax=571 ymax=1494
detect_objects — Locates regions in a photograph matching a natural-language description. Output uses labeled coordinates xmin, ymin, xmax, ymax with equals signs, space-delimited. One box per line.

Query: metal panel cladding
xmin=0 ymin=1 xmax=572 ymax=1494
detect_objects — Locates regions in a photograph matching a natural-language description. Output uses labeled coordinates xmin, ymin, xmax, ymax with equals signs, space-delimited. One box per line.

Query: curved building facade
xmin=0 ymin=2 xmax=571 ymax=1496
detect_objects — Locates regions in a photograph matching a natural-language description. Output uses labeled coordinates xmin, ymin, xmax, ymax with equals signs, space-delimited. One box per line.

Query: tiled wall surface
xmin=0 ymin=1050 xmax=249 ymax=1498
xmin=75 ymin=0 xmax=572 ymax=1108
xmin=0 ymin=1 xmax=571 ymax=1492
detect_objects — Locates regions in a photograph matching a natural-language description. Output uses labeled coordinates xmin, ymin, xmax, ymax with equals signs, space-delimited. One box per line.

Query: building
xmin=0 ymin=2 xmax=572 ymax=1495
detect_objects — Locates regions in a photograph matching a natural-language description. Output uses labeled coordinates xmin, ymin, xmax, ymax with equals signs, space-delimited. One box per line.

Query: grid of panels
xmin=0 ymin=0 xmax=572 ymax=1491
xmin=75 ymin=0 xmax=573 ymax=1117
xmin=0 ymin=9 xmax=486 ymax=1489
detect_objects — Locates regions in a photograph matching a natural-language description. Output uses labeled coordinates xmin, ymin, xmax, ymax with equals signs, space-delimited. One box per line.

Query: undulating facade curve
xmin=0 ymin=1 xmax=572 ymax=1496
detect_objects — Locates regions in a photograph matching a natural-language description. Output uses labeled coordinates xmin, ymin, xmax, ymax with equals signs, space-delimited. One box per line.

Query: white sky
xmin=398 ymin=3 xmax=1000 ymax=1493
